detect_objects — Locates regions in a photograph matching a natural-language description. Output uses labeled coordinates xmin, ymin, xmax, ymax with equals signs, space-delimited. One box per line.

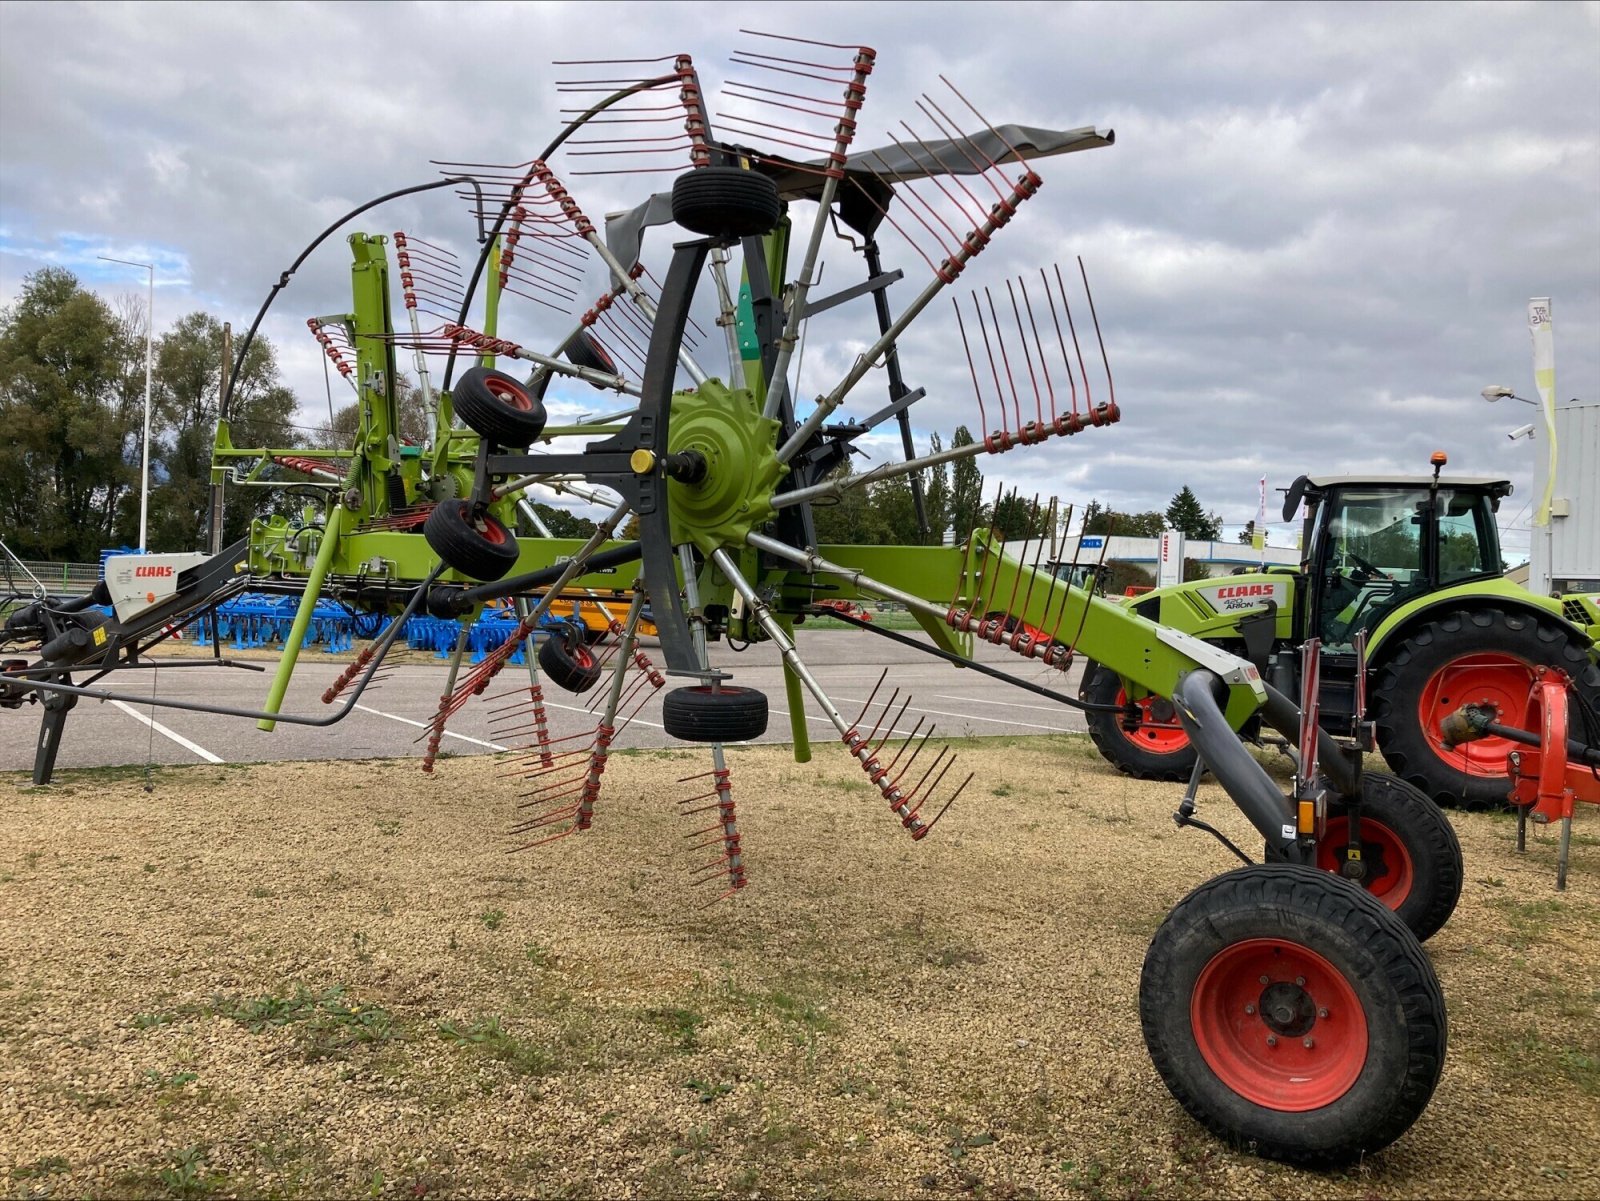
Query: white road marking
xmin=353 ymin=703 xmax=508 ymax=751
xmin=935 ymin=693 xmax=1085 ymax=718
xmin=768 ymin=705 xmax=921 ymax=739
xmin=834 ymin=695 xmax=1071 ymax=734
xmin=109 ymin=700 xmax=225 ymax=764
xmin=539 ymin=698 xmax=666 ymax=730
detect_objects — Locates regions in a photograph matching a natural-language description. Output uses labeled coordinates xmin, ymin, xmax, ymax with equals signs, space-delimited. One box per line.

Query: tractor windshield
xmin=1313 ymin=486 xmax=1498 ymax=648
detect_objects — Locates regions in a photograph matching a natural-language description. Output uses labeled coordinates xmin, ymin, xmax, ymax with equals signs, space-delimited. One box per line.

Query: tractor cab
xmin=1285 ymin=462 xmax=1513 ymax=655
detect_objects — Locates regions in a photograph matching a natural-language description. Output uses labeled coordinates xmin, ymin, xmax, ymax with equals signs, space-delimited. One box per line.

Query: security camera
xmin=1508 ymin=423 xmax=1535 ymax=441
xmin=1482 ymin=385 xmax=1516 ymax=402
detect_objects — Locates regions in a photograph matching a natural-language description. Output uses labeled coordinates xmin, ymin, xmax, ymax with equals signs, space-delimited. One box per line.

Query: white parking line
xmin=353 ymin=703 xmax=508 ymax=751
xmin=110 ymin=700 xmax=225 ymax=764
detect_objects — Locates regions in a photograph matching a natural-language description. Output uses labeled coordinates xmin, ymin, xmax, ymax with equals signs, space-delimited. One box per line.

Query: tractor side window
xmin=1437 ymin=489 xmax=1493 ymax=582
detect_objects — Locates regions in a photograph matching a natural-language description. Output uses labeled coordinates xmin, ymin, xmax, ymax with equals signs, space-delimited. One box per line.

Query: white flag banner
xmin=1528 ymin=298 xmax=1557 ymax=525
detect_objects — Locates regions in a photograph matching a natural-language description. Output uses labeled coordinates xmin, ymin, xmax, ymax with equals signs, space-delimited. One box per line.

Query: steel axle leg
xmin=33 ymin=687 xmax=77 ymax=786
xmin=678 ymin=546 xmax=744 ymax=891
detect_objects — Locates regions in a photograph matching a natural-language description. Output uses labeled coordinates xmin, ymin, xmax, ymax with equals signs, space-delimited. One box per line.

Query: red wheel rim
xmin=1314 ymin=817 xmax=1413 ymax=910
xmin=1417 ymin=653 xmax=1534 ymax=778
xmin=484 ymin=375 xmax=532 ymax=411
xmin=1114 ymin=685 xmax=1190 ymax=754
xmin=475 ymin=512 xmax=507 ymax=545
xmin=575 ymin=646 xmax=593 ymax=668
xmin=1191 ymin=938 xmax=1368 ymax=1111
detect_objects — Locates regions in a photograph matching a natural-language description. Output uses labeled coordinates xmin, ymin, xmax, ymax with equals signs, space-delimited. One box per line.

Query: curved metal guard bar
xmin=1173 ymin=669 xmax=1306 ymax=862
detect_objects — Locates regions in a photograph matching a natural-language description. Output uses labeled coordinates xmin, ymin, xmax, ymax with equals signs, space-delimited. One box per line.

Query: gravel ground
xmin=2 ymin=738 xmax=1596 ymax=1200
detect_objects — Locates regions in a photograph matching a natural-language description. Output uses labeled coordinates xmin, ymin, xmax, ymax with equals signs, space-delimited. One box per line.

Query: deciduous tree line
xmin=0 ymin=268 xmax=298 ymax=559
xmin=2 ymin=267 xmax=1231 ymax=564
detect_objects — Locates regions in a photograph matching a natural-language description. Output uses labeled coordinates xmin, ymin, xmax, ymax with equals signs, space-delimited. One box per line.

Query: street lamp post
xmin=1483 ymin=384 xmax=1557 ymax=593
xmin=97 ymin=255 xmax=154 ymax=552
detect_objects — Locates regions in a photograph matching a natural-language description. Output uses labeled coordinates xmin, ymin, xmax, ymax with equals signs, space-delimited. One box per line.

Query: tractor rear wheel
xmin=1267 ymin=772 xmax=1463 ymax=941
xmin=1081 ymin=659 xmax=1197 ymax=781
xmin=1140 ymin=864 xmax=1446 ymax=1168
xmin=1371 ymin=606 xmax=1600 ymax=808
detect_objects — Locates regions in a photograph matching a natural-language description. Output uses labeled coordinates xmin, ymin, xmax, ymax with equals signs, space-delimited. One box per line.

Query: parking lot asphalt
xmin=1 ymin=629 xmax=1091 ymax=775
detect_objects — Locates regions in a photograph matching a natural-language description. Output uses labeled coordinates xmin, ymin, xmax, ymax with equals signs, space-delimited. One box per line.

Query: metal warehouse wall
xmin=1530 ymin=401 xmax=1600 ymax=594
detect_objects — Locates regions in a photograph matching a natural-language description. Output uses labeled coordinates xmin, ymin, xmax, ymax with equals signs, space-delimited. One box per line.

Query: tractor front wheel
xmin=1140 ymin=864 xmax=1446 ymax=1167
xmin=1081 ymin=660 xmax=1197 ymax=781
xmin=1371 ymin=606 xmax=1600 ymax=808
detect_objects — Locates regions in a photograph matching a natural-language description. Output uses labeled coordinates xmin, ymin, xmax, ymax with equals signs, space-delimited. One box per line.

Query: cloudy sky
xmin=2 ymin=1 xmax=1596 ymax=559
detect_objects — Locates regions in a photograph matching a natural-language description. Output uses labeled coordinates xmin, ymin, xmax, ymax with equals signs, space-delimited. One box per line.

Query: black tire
xmin=1140 ymin=864 xmax=1446 ymax=1168
xmin=564 ymin=332 xmax=617 ymax=389
xmin=1267 ymin=772 xmax=1463 ymax=942
xmin=662 ymin=686 xmax=769 ymax=743
xmin=423 ymin=501 xmax=520 ymax=582
xmin=1370 ymin=606 xmax=1600 ymax=809
xmin=538 ymin=624 xmax=602 ymax=694
xmin=450 ymin=366 xmax=546 ymax=449
xmin=1081 ymin=659 xmax=1198 ymax=781
xmin=670 ymin=167 xmax=783 ymax=241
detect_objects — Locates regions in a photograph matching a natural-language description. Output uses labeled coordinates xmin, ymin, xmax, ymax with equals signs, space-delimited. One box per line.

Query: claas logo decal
xmin=134 ymin=565 xmax=176 ymax=578
xmin=1214 ymin=584 xmax=1274 ymax=599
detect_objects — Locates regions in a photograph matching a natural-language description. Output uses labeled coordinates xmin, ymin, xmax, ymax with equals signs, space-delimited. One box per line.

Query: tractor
xmin=1080 ymin=457 xmax=1600 ymax=808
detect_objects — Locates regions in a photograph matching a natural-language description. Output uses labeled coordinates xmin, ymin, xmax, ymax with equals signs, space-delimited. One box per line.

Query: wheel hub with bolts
xmin=660 ymin=378 xmax=785 ymax=554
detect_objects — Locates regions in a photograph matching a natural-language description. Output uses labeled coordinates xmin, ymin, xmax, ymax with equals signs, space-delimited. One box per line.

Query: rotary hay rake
xmin=15 ymin=28 xmax=1597 ymax=1170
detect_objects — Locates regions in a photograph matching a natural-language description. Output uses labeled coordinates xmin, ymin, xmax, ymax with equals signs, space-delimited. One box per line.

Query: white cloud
xmin=0 ymin=0 xmax=1594 ymax=551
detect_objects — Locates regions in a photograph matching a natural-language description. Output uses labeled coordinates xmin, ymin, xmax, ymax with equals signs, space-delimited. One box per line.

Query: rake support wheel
xmin=423 ymin=500 xmax=520 ymax=582
xmin=1265 ymin=771 xmax=1463 ymax=941
xmin=662 ymin=686 xmax=769 ymax=743
xmin=450 ymin=366 xmax=547 ymax=449
xmin=564 ymin=332 xmax=618 ymax=387
xmin=1140 ymin=863 xmax=1446 ymax=1168
xmin=671 ymin=166 xmax=783 ymax=241
xmin=538 ymin=624 xmax=602 ymax=695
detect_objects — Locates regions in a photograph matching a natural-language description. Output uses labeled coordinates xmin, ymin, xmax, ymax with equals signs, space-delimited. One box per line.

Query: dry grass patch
xmin=1 ymin=739 xmax=1596 ymax=1199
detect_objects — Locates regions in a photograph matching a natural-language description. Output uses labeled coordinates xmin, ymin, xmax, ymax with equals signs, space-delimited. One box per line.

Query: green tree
xmin=1081 ymin=499 xmax=1166 ymax=538
xmin=1165 ymin=485 xmax=1222 ymax=541
xmin=948 ymin=425 xmax=986 ymax=541
xmin=1103 ymin=559 xmax=1155 ymax=595
xmin=0 ymin=268 xmax=142 ymax=559
xmin=811 ymin=459 xmax=892 ymax=545
xmin=527 ymin=502 xmax=597 ymax=540
xmin=920 ymin=431 xmax=950 ymax=545
xmin=870 ymin=472 xmax=921 ymax=545
xmin=991 ymin=491 xmax=1046 ymax=540
xmin=314 ymin=375 xmax=430 ymax=450
xmin=147 ymin=313 xmax=296 ymax=550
